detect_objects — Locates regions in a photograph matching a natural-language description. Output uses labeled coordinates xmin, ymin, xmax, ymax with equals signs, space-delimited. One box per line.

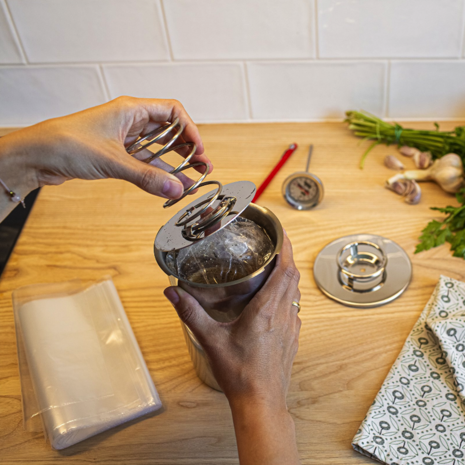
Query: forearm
xmin=229 ymin=398 xmax=300 ymax=465
xmin=0 ymin=129 xmax=40 ymax=222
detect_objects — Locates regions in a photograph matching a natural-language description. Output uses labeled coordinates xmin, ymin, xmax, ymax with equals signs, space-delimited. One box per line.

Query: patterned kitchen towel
xmin=353 ymin=276 xmax=465 ymax=465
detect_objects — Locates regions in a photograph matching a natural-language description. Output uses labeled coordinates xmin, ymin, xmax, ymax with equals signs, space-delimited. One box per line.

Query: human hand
xmin=164 ymin=232 xmax=301 ymax=407
xmin=0 ymin=97 xmax=210 ymax=203
xmin=164 ymin=233 xmax=301 ymax=464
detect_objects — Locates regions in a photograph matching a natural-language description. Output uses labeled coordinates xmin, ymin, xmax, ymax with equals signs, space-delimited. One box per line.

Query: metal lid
xmin=155 ymin=180 xmax=256 ymax=252
xmin=313 ymin=233 xmax=412 ymax=308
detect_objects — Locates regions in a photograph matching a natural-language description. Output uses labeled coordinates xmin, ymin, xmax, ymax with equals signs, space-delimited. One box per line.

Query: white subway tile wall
xmin=163 ymin=0 xmax=315 ymax=60
xmin=0 ymin=0 xmax=23 ymax=64
xmin=7 ymin=0 xmax=170 ymax=63
xmin=248 ymin=61 xmax=385 ymax=120
xmin=318 ymin=0 xmax=464 ymax=59
xmin=389 ymin=61 xmax=465 ymax=119
xmin=2 ymin=0 xmax=465 ymax=124
xmin=0 ymin=66 xmax=106 ymax=126
xmin=103 ymin=63 xmax=248 ymax=122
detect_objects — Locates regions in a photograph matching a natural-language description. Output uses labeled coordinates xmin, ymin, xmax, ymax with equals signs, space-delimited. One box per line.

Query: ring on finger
xmin=292 ymin=300 xmax=301 ymax=313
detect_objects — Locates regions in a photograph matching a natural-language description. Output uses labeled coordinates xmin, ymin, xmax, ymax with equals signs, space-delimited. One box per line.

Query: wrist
xmin=229 ymin=393 xmax=291 ymax=424
xmin=0 ymin=130 xmax=40 ymax=191
xmin=229 ymin=396 xmax=299 ymax=465
xmin=0 ymin=129 xmax=40 ymax=219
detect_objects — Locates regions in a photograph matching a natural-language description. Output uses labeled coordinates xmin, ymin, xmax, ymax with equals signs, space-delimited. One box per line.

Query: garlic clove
xmin=386 ymin=178 xmax=409 ymax=195
xmin=399 ymin=146 xmax=421 ymax=158
xmin=413 ymin=151 xmax=432 ymax=169
xmin=384 ymin=155 xmax=404 ymax=171
xmin=385 ymin=177 xmax=421 ymax=204
xmin=404 ymin=180 xmax=421 ymax=205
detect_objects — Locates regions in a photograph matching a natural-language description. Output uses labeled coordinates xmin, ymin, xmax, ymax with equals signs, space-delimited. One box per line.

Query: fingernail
xmin=164 ymin=287 xmax=180 ymax=305
xmin=283 ymin=228 xmax=288 ymax=236
xmin=162 ymin=177 xmax=183 ymax=199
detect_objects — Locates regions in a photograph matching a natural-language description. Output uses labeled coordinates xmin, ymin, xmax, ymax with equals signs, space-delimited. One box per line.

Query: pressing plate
xmin=155 ymin=181 xmax=256 ymax=252
xmin=313 ymin=234 xmax=412 ymax=308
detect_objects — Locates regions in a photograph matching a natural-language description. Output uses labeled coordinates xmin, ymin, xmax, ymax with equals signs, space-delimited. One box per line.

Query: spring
xmin=126 ymin=118 xmax=236 ymax=242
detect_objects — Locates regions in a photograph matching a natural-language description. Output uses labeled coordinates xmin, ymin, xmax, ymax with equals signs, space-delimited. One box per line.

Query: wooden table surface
xmin=1 ymin=122 xmax=464 ymax=464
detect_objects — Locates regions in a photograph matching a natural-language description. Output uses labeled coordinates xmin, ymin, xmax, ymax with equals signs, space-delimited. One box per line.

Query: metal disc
xmin=155 ymin=181 xmax=256 ymax=252
xmin=313 ymin=234 xmax=412 ymax=308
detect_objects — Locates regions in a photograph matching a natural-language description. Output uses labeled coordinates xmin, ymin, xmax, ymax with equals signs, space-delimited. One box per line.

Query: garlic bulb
xmin=384 ymin=155 xmax=404 ymax=171
xmin=386 ymin=178 xmax=421 ymax=204
xmin=413 ymin=151 xmax=432 ymax=169
xmin=399 ymin=146 xmax=421 ymax=158
xmin=388 ymin=153 xmax=464 ymax=194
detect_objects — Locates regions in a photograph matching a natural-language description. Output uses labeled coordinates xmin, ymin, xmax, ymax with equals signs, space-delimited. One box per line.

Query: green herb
xmin=345 ymin=110 xmax=465 ymax=169
xmin=415 ymin=188 xmax=465 ymax=259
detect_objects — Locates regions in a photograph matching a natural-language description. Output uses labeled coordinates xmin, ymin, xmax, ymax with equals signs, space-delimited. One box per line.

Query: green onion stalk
xmin=345 ymin=111 xmax=465 ymax=169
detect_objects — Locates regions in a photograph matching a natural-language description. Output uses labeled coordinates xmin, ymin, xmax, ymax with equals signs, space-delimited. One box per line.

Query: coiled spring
xmin=126 ymin=118 xmax=236 ymax=242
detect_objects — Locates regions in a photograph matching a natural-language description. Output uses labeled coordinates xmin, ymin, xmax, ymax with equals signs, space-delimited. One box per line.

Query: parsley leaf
xmin=415 ymin=188 xmax=465 ymax=259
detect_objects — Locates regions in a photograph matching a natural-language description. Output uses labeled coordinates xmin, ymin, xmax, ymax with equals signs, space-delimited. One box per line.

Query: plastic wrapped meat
xmin=166 ymin=217 xmax=274 ymax=285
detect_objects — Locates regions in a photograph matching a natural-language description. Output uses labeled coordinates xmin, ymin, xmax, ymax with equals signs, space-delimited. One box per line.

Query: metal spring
xmin=126 ymin=118 xmax=236 ymax=241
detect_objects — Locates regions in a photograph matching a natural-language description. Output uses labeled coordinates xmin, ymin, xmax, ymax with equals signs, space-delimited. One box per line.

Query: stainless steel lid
xmin=155 ymin=180 xmax=256 ymax=252
xmin=313 ymin=233 xmax=412 ymax=308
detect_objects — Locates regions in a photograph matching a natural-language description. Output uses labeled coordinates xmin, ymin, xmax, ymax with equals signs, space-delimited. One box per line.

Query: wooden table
xmin=1 ymin=122 xmax=464 ymax=464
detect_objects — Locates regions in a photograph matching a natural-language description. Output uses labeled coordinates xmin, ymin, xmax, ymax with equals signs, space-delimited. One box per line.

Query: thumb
xmin=118 ymin=155 xmax=184 ymax=199
xmin=164 ymin=287 xmax=216 ymax=343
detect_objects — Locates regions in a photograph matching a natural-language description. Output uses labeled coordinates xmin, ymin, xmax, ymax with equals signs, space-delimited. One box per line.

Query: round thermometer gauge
xmin=282 ymin=172 xmax=324 ymax=210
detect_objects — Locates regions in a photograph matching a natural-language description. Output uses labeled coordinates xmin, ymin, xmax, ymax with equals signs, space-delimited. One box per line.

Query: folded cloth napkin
xmin=14 ymin=278 xmax=162 ymax=450
xmin=353 ymin=276 xmax=465 ymax=465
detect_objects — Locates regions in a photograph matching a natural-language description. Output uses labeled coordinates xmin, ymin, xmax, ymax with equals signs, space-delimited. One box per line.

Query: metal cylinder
xmin=154 ymin=203 xmax=283 ymax=391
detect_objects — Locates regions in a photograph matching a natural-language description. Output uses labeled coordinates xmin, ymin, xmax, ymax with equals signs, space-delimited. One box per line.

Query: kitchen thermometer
xmin=282 ymin=145 xmax=324 ymax=210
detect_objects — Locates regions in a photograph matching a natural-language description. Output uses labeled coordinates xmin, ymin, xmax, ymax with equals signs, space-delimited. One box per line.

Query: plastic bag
xmin=167 ymin=217 xmax=274 ymax=285
xmin=13 ymin=277 xmax=162 ymax=450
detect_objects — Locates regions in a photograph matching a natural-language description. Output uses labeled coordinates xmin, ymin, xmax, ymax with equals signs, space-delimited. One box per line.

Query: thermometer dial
xmin=282 ymin=172 xmax=324 ymax=210
xmin=282 ymin=145 xmax=324 ymax=210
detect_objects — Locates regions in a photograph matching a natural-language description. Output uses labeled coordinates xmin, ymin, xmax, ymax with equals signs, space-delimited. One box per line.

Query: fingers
xmin=295 ymin=316 xmax=302 ymax=337
xmin=117 ymin=155 xmax=184 ymax=199
xmin=269 ymin=232 xmax=300 ymax=291
xmin=140 ymin=98 xmax=213 ymax=173
xmin=131 ymin=149 xmax=197 ymax=191
xmin=167 ymin=100 xmax=204 ymax=155
xmin=284 ymin=284 xmax=301 ymax=316
xmin=150 ymin=156 xmax=197 ymax=191
xmin=164 ymin=286 xmax=216 ymax=345
xmin=280 ymin=280 xmax=301 ymax=334
xmin=253 ymin=233 xmax=300 ymax=307
xmin=242 ymin=232 xmax=301 ymax=332
xmin=288 ymin=297 xmax=302 ymax=333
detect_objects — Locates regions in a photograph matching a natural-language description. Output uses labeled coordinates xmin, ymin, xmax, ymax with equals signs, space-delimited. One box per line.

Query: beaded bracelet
xmin=0 ymin=176 xmax=26 ymax=208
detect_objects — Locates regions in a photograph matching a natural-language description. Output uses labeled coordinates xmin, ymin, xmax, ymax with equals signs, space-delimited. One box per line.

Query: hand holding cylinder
xmin=164 ymin=232 xmax=301 ymax=465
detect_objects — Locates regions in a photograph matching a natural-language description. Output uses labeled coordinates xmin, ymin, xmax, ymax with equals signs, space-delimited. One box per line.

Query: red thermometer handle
xmin=252 ymin=143 xmax=298 ymax=203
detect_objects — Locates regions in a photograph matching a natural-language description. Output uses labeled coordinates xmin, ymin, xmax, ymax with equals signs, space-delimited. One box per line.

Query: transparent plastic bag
xmin=167 ymin=217 xmax=274 ymax=285
xmin=13 ymin=277 xmax=162 ymax=450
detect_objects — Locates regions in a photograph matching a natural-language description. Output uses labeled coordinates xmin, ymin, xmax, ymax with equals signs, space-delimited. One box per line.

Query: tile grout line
xmin=97 ymin=65 xmax=111 ymax=102
xmin=1 ymin=58 xmax=465 ymax=68
xmin=2 ymin=117 xmax=465 ymax=128
xmin=159 ymin=0 xmax=174 ymax=61
xmin=3 ymin=0 xmax=28 ymax=64
xmin=314 ymin=0 xmax=320 ymax=59
xmin=242 ymin=62 xmax=254 ymax=120
xmin=384 ymin=60 xmax=391 ymax=118
xmin=0 ymin=60 xmax=172 ymax=68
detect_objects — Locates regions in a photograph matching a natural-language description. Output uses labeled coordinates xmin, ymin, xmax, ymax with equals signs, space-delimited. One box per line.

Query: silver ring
xmin=292 ymin=301 xmax=301 ymax=313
